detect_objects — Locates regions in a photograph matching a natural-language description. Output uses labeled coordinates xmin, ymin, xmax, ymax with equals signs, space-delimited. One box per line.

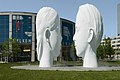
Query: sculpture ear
xmin=88 ymin=28 xmax=94 ymax=43
xmin=45 ymin=28 xmax=50 ymax=42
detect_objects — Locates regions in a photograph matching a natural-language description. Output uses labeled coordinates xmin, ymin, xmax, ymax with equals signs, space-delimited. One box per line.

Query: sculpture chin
xmin=76 ymin=48 xmax=85 ymax=58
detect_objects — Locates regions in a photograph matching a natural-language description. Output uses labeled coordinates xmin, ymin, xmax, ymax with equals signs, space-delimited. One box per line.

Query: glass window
xmin=0 ymin=15 xmax=9 ymax=43
xmin=61 ymin=20 xmax=75 ymax=46
xmin=118 ymin=40 xmax=120 ymax=43
xmin=112 ymin=41 xmax=115 ymax=43
xmin=12 ymin=15 xmax=32 ymax=43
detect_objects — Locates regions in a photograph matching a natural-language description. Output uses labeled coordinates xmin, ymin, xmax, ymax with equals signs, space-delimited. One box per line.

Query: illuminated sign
xmin=17 ymin=39 xmax=31 ymax=43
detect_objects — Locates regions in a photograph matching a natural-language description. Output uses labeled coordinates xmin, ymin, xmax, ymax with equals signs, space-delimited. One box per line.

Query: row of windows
xmin=0 ymin=29 xmax=9 ymax=32
xmin=112 ymin=40 xmax=120 ymax=43
xmin=0 ymin=16 xmax=9 ymax=19
xmin=112 ymin=45 xmax=120 ymax=47
xmin=113 ymin=37 xmax=120 ymax=40
xmin=0 ymin=20 xmax=9 ymax=24
xmin=0 ymin=15 xmax=9 ymax=43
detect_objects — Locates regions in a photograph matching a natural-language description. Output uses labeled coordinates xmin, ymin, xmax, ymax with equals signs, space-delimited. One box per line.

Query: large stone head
xmin=36 ymin=7 xmax=61 ymax=65
xmin=73 ymin=4 xmax=103 ymax=57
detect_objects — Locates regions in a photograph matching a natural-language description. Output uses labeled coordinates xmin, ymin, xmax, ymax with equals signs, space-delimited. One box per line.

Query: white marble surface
xmin=36 ymin=7 xmax=61 ymax=67
xmin=73 ymin=4 xmax=103 ymax=68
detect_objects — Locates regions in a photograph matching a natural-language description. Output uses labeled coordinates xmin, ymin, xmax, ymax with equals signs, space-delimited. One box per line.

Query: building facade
xmin=101 ymin=36 xmax=120 ymax=60
xmin=0 ymin=12 xmax=36 ymax=62
xmin=0 ymin=12 xmax=75 ymax=62
xmin=60 ymin=18 xmax=76 ymax=61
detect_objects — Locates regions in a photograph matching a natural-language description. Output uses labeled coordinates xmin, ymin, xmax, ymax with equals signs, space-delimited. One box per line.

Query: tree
xmin=104 ymin=37 xmax=115 ymax=59
xmin=103 ymin=37 xmax=115 ymax=60
xmin=97 ymin=37 xmax=115 ymax=60
xmin=2 ymin=40 xmax=9 ymax=62
xmin=11 ymin=38 xmax=21 ymax=61
xmin=97 ymin=45 xmax=105 ymax=60
xmin=2 ymin=38 xmax=21 ymax=62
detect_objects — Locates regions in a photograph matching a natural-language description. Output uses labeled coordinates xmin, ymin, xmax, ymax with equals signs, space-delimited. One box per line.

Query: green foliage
xmin=106 ymin=45 xmax=115 ymax=56
xmin=2 ymin=38 xmax=21 ymax=62
xmin=104 ymin=37 xmax=115 ymax=59
xmin=97 ymin=45 xmax=105 ymax=59
xmin=11 ymin=38 xmax=21 ymax=57
xmin=97 ymin=37 xmax=115 ymax=60
xmin=2 ymin=40 xmax=9 ymax=57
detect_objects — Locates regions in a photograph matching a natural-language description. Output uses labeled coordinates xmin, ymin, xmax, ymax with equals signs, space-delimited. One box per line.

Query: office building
xmin=0 ymin=11 xmax=75 ymax=62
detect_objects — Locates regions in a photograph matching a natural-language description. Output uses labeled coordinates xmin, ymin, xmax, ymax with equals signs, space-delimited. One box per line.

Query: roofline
xmin=60 ymin=18 xmax=75 ymax=24
xmin=0 ymin=11 xmax=75 ymax=24
xmin=0 ymin=11 xmax=37 ymax=15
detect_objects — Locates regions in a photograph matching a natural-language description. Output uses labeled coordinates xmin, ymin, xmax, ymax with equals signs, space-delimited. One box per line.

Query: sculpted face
xmin=73 ymin=6 xmax=91 ymax=57
xmin=73 ymin=14 xmax=89 ymax=57
xmin=73 ymin=4 xmax=103 ymax=68
xmin=73 ymin=25 xmax=87 ymax=57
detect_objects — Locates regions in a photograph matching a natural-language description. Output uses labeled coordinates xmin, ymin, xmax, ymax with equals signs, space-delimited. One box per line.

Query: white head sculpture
xmin=36 ymin=7 xmax=61 ymax=67
xmin=73 ymin=4 xmax=103 ymax=68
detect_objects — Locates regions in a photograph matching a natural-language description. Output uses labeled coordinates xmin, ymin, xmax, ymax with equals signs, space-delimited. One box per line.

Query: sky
xmin=0 ymin=0 xmax=120 ymax=37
